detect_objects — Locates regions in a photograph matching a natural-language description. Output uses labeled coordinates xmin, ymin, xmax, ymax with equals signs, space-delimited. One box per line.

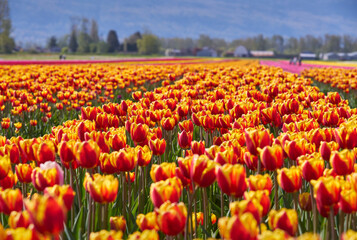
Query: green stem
xmin=274 ymin=171 xmax=279 ymax=210
xmin=330 ymin=206 xmax=335 ymax=240
xmin=309 ymin=183 xmax=317 ymax=233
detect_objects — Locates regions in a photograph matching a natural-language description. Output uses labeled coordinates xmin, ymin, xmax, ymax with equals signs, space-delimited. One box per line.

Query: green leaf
xmin=72 ymin=206 xmax=83 ymax=235
xmin=64 ymin=223 xmax=75 ymax=240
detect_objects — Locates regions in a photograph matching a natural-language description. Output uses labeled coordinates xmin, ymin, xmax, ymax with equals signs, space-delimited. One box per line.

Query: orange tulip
xmin=330 ymin=149 xmax=355 ymax=176
xmin=244 ymin=190 xmax=271 ymax=216
xmin=218 ymin=213 xmax=258 ymax=240
xmin=44 ymin=185 xmax=76 ymax=211
xmin=8 ymin=210 xmax=30 ymax=229
xmin=87 ymin=174 xmax=119 ymax=203
xmin=109 ymin=133 xmax=126 ymax=151
xmin=0 ymin=170 xmax=17 ymax=189
xmin=216 ymin=164 xmax=247 ymax=198
xmin=111 ymin=147 xmax=137 ymax=172
xmin=58 ymin=140 xmax=76 ymax=166
xmin=74 ymin=140 xmax=100 ymax=169
xmin=268 ymin=208 xmax=298 ymax=236
xmin=334 ymin=126 xmax=357 ymax=149
xmin=150 ymin=177 xmax=182 ymax=208
xmin=319 ymin=141 xmax=339 ymax=162
xmin=300 ymin=157 xmax=324 ymax=182
xmin=110 ymin=216 xmax=126 ymax=232
xmin=0 ymin=155 xmax=11 ymax=180
xmin=25 ymin=193 xmax=66 ymax=235
xmin=340 ymin=189 xmax=357 ymax=214
xmin=148 ymin=138 xmax=166 ymax=156
xmin=284 ymin=139 xmax=315 ymax=161
xmin=130 ymin=123 xmax=149 ymax=144
xmin=248 ymin=174 xmax=273 ymax=194
xmin=178 ymin=120 xmax=194 ymax=133
xmin=259 ymin=144 xmax=284 ymax=171
xmin=245 ymin=129 xmax=272 ymax=156
xmin=277 ymin=166 xmax=302 ymax=193
xmin=190 ymin=155 xmax=217 ymax=188
xmin=230 ymin=199 xmax=263 ymax=223
xmin=150 ymin=162 xmax=176 ymax=182
xmin=31 ymin=161 xmax=64 ymax=191
xmin=311 ymin=176 xmax=341 ymax=206
xmin=178 ymin=130 xmax=192 ymax=149
xmin=135 ymin=145 xmax=152 ymax=167
xmin=136 ymin=212 xmax=159 ymax=231
xmin=190 ymin=141 xmax=205 ymax=155
xmin=156 ymin=201 xmax=187 ymax=236
xmin=0 ymin=188 xmax=23 ymax=215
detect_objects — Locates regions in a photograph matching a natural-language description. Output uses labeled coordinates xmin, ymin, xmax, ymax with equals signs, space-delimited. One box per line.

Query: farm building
xmin=196 ymin=47 xmax=217 ymax=57
xmin=250 ymin=50 xmax=274 ymax=58
xmin=234 ymin=46 xmax=249 ymax=57
xmin=299 ymin=52 xmax=317 ymax=60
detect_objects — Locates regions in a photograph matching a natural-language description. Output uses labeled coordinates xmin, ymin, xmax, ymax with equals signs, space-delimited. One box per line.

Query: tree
xmin=107 ymin=30 xmax=120 ymax=53
xmin=47 ymin=36 xmax=58 ymax=49
xmin=90 ymin=19 xmax=99 ymax=43
xmin=197 ymin=34 xmax=213 ymax=48
xmin=124 ymin=31 xmax=141 ymax=52
xmin=137 ymin=34 xmax=160 ymax=55
xmin=77 ymin=18 xmax=91 ymax=53
xmin=69 ymin=29 xmax=78 ymax=53
xmin=0 ymin=0 xmax=14 ymax=53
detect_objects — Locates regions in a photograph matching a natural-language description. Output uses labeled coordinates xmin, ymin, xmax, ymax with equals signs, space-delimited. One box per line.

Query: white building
xmin=234 ymin=45 xmax=249 ymax=57
xmin=299 ymin=52 xmax=317 ymax=60
xmin=250 ymin=50 xmax=274 ymax=57
xmin=321 ymin=52 xmax=340 ymax=61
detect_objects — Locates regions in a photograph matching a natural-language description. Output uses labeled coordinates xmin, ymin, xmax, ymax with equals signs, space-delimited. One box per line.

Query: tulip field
xmin=1 ymin=58 xmax=357 ymax=240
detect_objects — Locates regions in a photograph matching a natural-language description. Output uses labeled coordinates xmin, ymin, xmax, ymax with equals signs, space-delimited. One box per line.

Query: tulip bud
xmin=230 ymin=199 xmax=263 ymax=223
xmin=260 ymin=144 xmax=284 ymax=171
xmin=127 ymin=229 xmax=159 ymax=240
xmin=150 ymin=177 xmax=182 ymax=208
xmin=340 ymin=189 xmax=357 ymax=214
xmin=136 ymin=212 xmax=159 ymax=231
xmin=31 ymin=161 xmax=63 ymax=192
xmin=268 ymin=208 xmax=298 ymax=236
xmin=89 ymin=230 xmax=123 ymax=240
xmin=178 ymin=130 xmax=193 ymax=149
xmin=110 ymin=216 xmax=126 ymax=232
xmin=277 ymin=166 xmax=302 ymax=193
xmin=112 ymin=148 xmax=137 ymax=172
xmin=216 ymin=164 xmax=247 ymax=198
xmin=299 ymin=192 xmax=312 ymax=211
xmin=88 ymin=174 xmax=119 ymax=203
xmin=135 ymin=145 xmax=152 ymax=167
xmin=25 ymin=194 xmax=66 ymax=235
xmin=156 ymin=202 xmax=187 ymax=236
xmin=75 ymin=140 xmax=100 ymax=169
xmin=300 ymin=157 xmax=324 ymax=182
xmin=0 ymin=155 xmax=11 ymax=180
xmin=8 ymin=210 xmax=30 ymax=229
xmin=190 ymin=155 xmax=217 ymax=188
xmin=149 ymin=138 xmax=166 ymax=156
xmin=319 ymin=141 xmax=339 ymax=162
xmin=248 ymin=174 xmax=273 ymax=194
xmin=311 ymin=176 xmax=341 ymax=206
xmin=0 ymin=188 xmax=23 ymax=215
xmin=32 ymin=140 xmax=56 ymax=164
xmin=190 ymin=141 xmax=205 ymax=155
xmin=245 ymin=129 xmax=272 ymax=155
xmin=218 ymin=213 xmax=259 ymax=240
xmin=330 ymin=149 xmax=355 ymax=176
xmin=44 ymin=185 xmax=75 ymax=211
xmin=244 ymin=190 xmax=271 ymax=216
xmin=150 ymin=162 xmax=176 ymax=182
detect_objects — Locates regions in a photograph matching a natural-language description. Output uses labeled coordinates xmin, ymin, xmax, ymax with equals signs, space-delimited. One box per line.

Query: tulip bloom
xmin=0 ymin=155 xmax=11 ymax=180
xmin=190 ymin=141 xmax=205 ymax=155
xmin=311 ymin=176 xmax=341 ymax=206
xmin=244 ymin=151 xmax=258 ymax=171
xmin=300 ymin=157 xmax=324 ymax=182
xmin=216 ymin=164 xmax=247 ymax=198
xmin=277 ymin=167 xmax=302 ymax=193
xmin=190 ymin=155 xmax=217 ymax=188
xmin=150 ymin=177 xmax=182 ymax=208
xmin=284 ymin=139 xmax=315 ymax=162
xmin=130 ymin=123 xmax=149 ymax=144
xmin=334 ymin=126 xmax=357 ymax=149
xmin=156 ymin=201 xmax=187 ymax=236
xmin=58 ymin=140 xmax=76 ymax=167
xmin=244 ymin=190 xmax=271 ymax=216
xmin=127 ymin=230 xmax=159 ymax=240
xmin=218 ymin=213 xmax=259 ymax=240
xmin=88 ymin=174 xmax=119 ymax=203
xmin=178 ymin=130 xmax=192 ymax=149
xmin=89 ymin=230 xmax=123 ymax=240
xmin=32 ymin=140 xmax=56 ymax=164
xmin=136 ymin=212 xmax=159 ymax=231
xmin=268 ymin=208 xmax=298 ymax=236
xmin=8 ymin=210 xmax=31 ymax=229
xmin=230 ymin=199 xmax=263 ymax=223
xmin=330 ymin=149 xmax=355 ymax=176
xmin=31 ymin=162 xmax=64 ymax=192
xmin=112 ymin=148 xmax=137 ymax=172
xmin=0 ymin=188 xmax=23 ymax=215
xmin=75 ymin=140 xmax=100 ymax=169
xmin=110 ymin=134 xmax=126 ymax=151
xmin=150 ymin=162 xmax=176 ymax=182
xmin=248 ymin=174 xmax=273 ymax=194
xmin=44 ymin=185 xmax=75 ymax=211
xmin=149 ymin=138 xmax=166 ymax=156
xmin=299 ymin=192 xmax=312 ymax=211
xmin=0 ymin=169 xmax=17 ymax=189
xmin=245 ymin=129 xmax=272 ymax=155
xmin=179 ymin=120 xmax=194 ymax=133
xmin=110 ymin=216 xmax=126 ymax=232
xmin=134 ymin=145 xmax=152 ymax=167
xmin=340 ymin=189 xmax=357 ymax=214
xmin=260 ymin=144 xmax=284 ymax=171
xmin=319 ymin=141 xmax=339 ymax=162
xmin=25 ymin=193 xmax=66 ymax=235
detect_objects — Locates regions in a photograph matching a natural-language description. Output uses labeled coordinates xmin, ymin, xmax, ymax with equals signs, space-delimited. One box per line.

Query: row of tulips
xmin=1 ymin=61 xmax=357 ymax=239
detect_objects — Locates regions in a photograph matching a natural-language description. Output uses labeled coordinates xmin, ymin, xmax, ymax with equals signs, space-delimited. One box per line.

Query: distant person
xmin=59 ymin=54 xmax=62 ymax=60
xmin=298 ymin=56 xmax=302 ymax=66
xmin=289 ymin=58 xmax=293 ymax=65
xmin=293 ymin=57 xmax=297 ymax=65
xmin=63 ymin=55 xmax=66 ymax=60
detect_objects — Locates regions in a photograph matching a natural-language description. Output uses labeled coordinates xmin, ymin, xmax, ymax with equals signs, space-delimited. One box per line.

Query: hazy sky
xmin=9 ymin=0 xmax=357 ymax=45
